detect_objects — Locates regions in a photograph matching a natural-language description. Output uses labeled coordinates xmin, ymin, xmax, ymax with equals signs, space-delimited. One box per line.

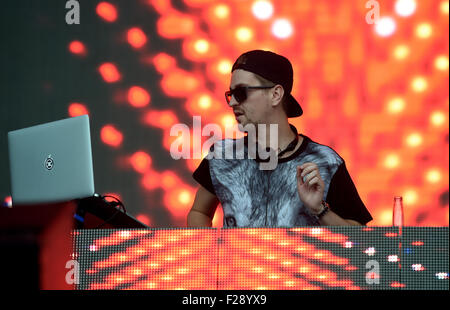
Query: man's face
xmin=229 ymin=69 xmax=272 ymax=126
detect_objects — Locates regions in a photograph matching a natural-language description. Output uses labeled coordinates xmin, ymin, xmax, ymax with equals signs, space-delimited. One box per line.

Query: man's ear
xmin=271 ymin=85 xmax=285 ymax=107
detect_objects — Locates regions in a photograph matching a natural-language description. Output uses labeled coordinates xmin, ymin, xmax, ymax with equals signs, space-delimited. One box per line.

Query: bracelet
xmin=315 ymin=200 xmax=330 ymax=220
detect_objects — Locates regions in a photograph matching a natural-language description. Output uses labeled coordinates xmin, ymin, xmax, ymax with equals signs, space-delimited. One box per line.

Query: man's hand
xmin=296 ymin=163 xmax=325 ymax=214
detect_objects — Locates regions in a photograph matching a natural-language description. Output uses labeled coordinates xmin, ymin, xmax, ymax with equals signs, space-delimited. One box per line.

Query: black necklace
xmin=277 ymin=125 xmax=299 ymax=158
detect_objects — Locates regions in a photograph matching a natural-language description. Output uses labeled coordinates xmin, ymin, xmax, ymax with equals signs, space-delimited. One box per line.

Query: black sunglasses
xmin=225 ymin=85 xmax=275 ymax=105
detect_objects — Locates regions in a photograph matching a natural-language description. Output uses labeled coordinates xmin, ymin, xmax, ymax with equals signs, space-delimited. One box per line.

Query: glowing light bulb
xmin=272 ymin=18 xmax=293 ymax=39
xmin=426 ymin=169 xmax=441 ymax=183
xmin=434 ymin=55 xmax=449 ymax=71
xmin=395 ymin=0 xmax=416 ymax=17
xmin=194 ymin=39 xmax=210 ymax=54
xmin=393 ymin=45 xmax=409 ymax=60
xmin=416 ymin=23 xmax=432 ymax=38
xmin=387 ymin=97 xmax=405 ymax=113
xmin=375 ymin=17 xmax=396 ymax=37
xmin=430 ymin=111 xmax=446 ymax=126
xmin=214 ymin=4 xmax=230 ymax=19
xmin=384 ymin=154 xmax=400 ymax=169
xmin=252 ymin=0 xmax=274 ymax=20
xmin=411 ymin=76 xmax=427 ymax=92
xmin=406 ymin=133 xmax=423 ymax=147
xmin=236 ymin=27 xmax=253 ymax=42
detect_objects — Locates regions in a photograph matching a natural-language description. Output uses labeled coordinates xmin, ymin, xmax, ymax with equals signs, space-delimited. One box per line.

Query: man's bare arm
xmin=187 ymin=186 xmax=219 ymax=227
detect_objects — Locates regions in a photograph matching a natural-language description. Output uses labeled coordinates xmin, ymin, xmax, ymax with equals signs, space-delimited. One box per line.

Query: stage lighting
xmin=375 ymin=17 xmax=396 ymax=37
xmin=252 ymin=0 xmax=274 ymax=20
xmin=272 ymin=18 xmax=293 ymax=39
xmin=395 ymin=0 xmax=416 ymax=17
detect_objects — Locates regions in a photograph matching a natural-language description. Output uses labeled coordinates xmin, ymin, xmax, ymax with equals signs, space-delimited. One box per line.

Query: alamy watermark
xmin=65 ymin=0 xmax=80 ymax=25
xmin=365 ymin=0 xmax=380 ymax=24
xmin=170 ymin=116 xmax=279 ymax=170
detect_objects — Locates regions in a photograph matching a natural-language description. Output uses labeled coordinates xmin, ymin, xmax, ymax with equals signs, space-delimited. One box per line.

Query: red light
xmin=130 ymin=151 xmax=152 ymax=173
xmin=98 ymin=63 xmax=121 ymax=83
xmin=143 ymin=110 xmax=178 ymax=129
xmin=141 ymin=171 xmax=160 ymax=190
xmin=411 ymin=241 xmax=424 ymax=246
xmin=101 ymin=125 xmax=123 ymax=148
xmin=127 ymin=27 xmax=147 ymax=49
xmin=136 ymin=214 xmax=151 ymax=226
xmin=96 ymin=2 xmax=118 ymax=22
xmin=68 ymin=103 xmax=89 ymax=117
xmin=128 ymin=86 xmax=151 ymax=108
xmin=103 ymin=193 xmax=122 ymax=203
xmin=68 ymin=40 xmax=86 ymax=55
xmin=153 ymin=53 xmax=176 ymax=73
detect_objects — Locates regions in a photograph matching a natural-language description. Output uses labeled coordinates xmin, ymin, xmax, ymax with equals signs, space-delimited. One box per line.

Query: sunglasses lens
xmin=234 ymin=87 xmax=247 ymax=103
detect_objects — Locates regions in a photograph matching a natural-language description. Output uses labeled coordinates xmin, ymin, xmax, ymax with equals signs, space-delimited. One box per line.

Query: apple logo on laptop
xmin=45 ymin=155 xmax=54 ymax=171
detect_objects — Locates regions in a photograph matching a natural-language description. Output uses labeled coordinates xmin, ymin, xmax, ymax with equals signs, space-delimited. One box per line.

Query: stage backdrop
xmin=0 ymin=0 xmax=448 ymax=227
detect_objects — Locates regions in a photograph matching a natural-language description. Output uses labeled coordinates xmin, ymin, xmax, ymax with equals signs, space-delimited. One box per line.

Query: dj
xmin=188 ymin=50 xmax=372 ymax=227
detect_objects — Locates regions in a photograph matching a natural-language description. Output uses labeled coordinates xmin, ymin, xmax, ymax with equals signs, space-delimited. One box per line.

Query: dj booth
xmin=0 ymin=202 xmax=448 ymax=290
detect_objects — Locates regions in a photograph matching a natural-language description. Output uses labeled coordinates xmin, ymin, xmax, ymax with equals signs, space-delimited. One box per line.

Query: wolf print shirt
xmin=193 ymin=133 xmax=372 ymax=228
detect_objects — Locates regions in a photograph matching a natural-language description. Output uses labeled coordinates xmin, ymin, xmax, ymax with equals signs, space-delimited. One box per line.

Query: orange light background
xmin=62 ymin=0 xmax=448 ymax=226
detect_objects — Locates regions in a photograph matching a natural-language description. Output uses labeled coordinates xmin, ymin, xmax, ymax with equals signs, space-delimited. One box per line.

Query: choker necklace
xmin=277 ymin=125 xmax=299 ymax=158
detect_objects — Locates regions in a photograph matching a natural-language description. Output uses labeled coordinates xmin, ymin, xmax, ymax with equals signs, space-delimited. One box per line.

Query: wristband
xmin=315 ymin=200 xmax=330 ymax=220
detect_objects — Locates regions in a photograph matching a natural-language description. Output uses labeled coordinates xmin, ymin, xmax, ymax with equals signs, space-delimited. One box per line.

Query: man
xmin=187 ymin=50 xmax=372 ymax=227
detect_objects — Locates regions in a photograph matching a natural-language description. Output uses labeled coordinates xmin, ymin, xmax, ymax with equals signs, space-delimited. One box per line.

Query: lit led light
xmin=252 ymin=267 xmax=264 ymax=273
xmin=221 ymin=114 xmax=235 ymax=127
xmin=194 ymin=39 xmax=210 ymax=54
xmin=214 ymin=4 xmax=230 ymax=19
xmin=411 ymin=76 xmax=427 ymax=92
xmin=425 ymin=169 xmax=441 ymax=183
xmin=375 ymin=17 xmax=396 ymax=37
xmin=236 ymin=27 xmax=253 ymax=42
xmin=119 ymin=231 xmax=131 ymax=238
xmin=178 ymin=190 xmax=192 ymax=204
xmin=393 ymin=45 xmax=409 ymax=60
xmin=198 ymin=95 xmax=212 ymax=109
xmin=388 ymin=255 xmax=399 ymax=262
xmin=434 ymin=55 xmax=449 ymax=71
xmin=384 ymin=154 xmax=400 ymax=169
xmin=98 ymin=63 xmax=121 ymax=83
xmin=127 ymin=27 xmax=147 ymax=49
xmin=4 ymin=196 xmax=12 ymax=208
xmin=403 ymin=189 xmax=418 ymax=205
xmin=395 ymin=0 xmax=416 ymax=17
xmin=416 ymin=23 xmax=432 ymax=38
xmin=252 ymin=0 xmax=274 ymax=20
xmin=128 ymin=86 xmax=151 ymax=107
xmin=441 ymin=1 xmax=449 ymax=14
xmin=365 ymin=247 xmax=376 ymax=256
xmin=285 ymin=281 xmax=295 ymax=287
xmin=217 ymin=59 xmax=232 ymax=74
xmin=406 ymin=133 xmax=423 ymax=147
xmin=436 ymin=272 xmax=449 ymax=280
xmin=68 ymin=102 xmax=89 ymax=117
xmin=69 ymin=40 xmax=86 ymax=55
xmin=412 ymin=264 xmax=425 ymax=271
xmin=310 ymin=228 xmax=323 ymax=235
xmin=272 ymin=18 xmax=293 ymax=39
xmin=430 ymin=111 xmax=446 ymax=126
xmin=96 ymin=2 xmax=118 ymax=22
xmin=89 ymin=245 xmax=97 ymax=252
xmin=344 ymin=241 xmax=353 ymax=248
xmin=387 ymin=97 xmax=405 ymax=114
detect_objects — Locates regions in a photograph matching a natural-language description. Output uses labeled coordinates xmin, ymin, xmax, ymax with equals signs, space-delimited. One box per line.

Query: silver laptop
xmin=7 ymin=115 xmax=95 ymax=205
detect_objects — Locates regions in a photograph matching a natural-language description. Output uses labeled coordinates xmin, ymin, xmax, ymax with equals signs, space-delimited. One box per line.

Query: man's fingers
xmin=308 ymin=176 xmax=320 ymax=187
xmin=296 ymin=166 xmax=304 ymax=185
xmin=300 ymin=165 xmax=316 ymax=178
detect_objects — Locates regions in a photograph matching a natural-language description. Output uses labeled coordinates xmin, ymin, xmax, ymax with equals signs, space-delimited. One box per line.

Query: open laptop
xmin=7 ymin=115 xmax=95 ymax=205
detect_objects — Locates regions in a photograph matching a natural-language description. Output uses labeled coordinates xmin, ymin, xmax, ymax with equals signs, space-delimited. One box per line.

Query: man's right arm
xmin=187 ymin=185 xmax=219 ymax=227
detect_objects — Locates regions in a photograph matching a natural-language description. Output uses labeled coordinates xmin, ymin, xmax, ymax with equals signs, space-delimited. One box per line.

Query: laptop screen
xmin=7 ymin=115 xmax=95 ymax=205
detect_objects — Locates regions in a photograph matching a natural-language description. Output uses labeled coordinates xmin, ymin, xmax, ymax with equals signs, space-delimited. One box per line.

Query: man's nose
xmin=228 ymin=95 xmax=239 ymax=107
